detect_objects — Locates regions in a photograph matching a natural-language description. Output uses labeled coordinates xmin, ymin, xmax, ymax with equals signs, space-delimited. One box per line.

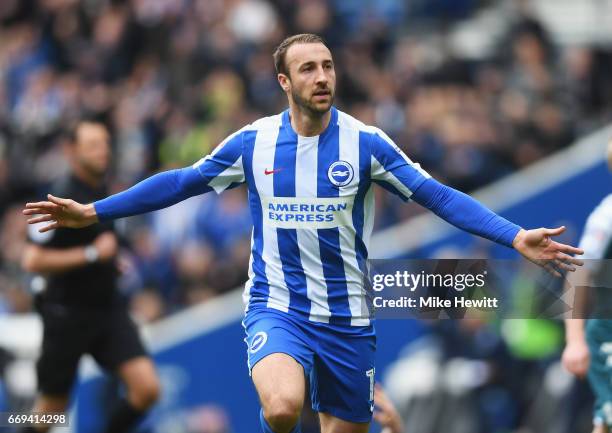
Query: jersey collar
xmin=282 ymin=106 xmax=338 ymax=141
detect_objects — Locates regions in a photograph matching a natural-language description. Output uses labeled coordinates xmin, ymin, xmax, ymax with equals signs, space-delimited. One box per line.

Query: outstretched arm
xmin=24 ymin=127 xmax=246 ymax=232
xmin=368 ymin=130 xmax=583 ymax=274
xmin=412 ymin=178 xmax=583 ymax=275
xmin=23 ymin=167 xmax=210 ymax=232
xmin=24 ymin=194 xmax=99 ymax=231
xmin=411 ymin=177 xmax=520 ymax=247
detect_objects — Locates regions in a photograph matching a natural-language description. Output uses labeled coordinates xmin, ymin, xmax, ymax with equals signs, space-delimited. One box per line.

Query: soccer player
xmin=23 ymin=34 xmax=582 ymax=433
xmin=562 ymin=140 xmax=612 ymax=433
xmin=20 ymin=121 xmax=160 ymax=433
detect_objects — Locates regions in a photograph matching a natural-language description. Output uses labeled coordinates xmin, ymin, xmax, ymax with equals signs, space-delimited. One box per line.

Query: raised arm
xmin=23 ymin=167 xmax=212 ymax=232
xmin=369 ymin=129 xmax=583 ymax=274
xmin=410 ymin=178 xmax=583 ymax=274
xmin=24 ymin=128 xmax=246 ymax=232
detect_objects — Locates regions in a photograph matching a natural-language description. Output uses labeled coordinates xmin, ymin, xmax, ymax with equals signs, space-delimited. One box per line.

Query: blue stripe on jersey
xmin=316 ymin=114 xmax=352 ymax=326
xmin=242 ymin=130 xmax=271 ymax=304
xmin=274 ymin=119 xmax=311 ymax=316
xmin=353 ymin=131 xmax=372 ymax=270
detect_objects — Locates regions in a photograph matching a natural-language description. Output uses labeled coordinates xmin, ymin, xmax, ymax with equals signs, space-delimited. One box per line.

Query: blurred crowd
xmin=1 ymin=0 xmax=612 ymax=319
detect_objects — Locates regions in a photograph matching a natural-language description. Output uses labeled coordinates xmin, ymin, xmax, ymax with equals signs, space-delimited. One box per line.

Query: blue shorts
xmin=243 ymin=308 xmax=376 ymax=423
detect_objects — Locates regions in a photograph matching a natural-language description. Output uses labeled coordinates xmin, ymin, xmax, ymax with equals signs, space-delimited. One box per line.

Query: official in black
xmin=21 ymin=121 xmax=160 ymax=433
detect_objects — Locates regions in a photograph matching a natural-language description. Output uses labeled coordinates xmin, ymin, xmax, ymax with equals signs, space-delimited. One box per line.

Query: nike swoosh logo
xmin=264 ymin=168 xmax=282 ymax=175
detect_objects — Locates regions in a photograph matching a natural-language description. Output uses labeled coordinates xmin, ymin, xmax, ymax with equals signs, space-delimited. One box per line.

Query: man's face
xmin=280 ymin=42 xmax=336 ymax=116
xmin=73 ymin=123 xmax=111 ymax=177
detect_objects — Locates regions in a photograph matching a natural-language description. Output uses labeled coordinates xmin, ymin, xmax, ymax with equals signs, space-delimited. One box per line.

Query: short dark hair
xmin=66 ymin=119 xmax=107 ymax=144
xmin=273 ymin=33 xmax=327 ymax=76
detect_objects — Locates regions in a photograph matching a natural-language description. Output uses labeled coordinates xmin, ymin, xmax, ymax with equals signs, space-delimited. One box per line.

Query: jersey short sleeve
xmin=369 ymin=128 xmax=430 ymax=201
xmin=579 ymin=194 xmax=612 ymax=272
xmin=193 ymin=128 xmax=246 ymax=194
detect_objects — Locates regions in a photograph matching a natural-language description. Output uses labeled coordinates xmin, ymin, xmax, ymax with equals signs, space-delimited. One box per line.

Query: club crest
xmin=327 ymin=161 xmax=354 ymax=187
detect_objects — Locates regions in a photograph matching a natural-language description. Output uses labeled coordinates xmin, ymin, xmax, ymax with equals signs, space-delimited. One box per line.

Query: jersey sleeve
xmin=193 ymin=128 xmax=245 ymax=194
xmin=579 ymin=196 xmax=612 ymax=272
xmin=411 ymin=177 xmax=521 ymax=248
xmin=94 ymin=129 xmax=246 ymax=221
xmin=369 ymin=129 xmax=430 ymax=201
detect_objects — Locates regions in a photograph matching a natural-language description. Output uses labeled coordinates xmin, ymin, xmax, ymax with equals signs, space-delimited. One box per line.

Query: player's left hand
xmin=512 ymin=226 xmax=584 ymax=277
xmin=373 ymin=383 xmax=404 ymax=433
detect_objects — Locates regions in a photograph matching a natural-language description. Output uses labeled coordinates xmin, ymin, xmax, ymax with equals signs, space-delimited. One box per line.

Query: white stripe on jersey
xmin=338 ymin=114 xmax=369 ymax=325
xmin=250 ymin=115 xmax=291 ymax=312
xmin=243 ymin=232 xmax=255 ymax=312
xmin=208 ymin=155 xmax=244 ymax=193
xmin=295 ymin=135 xmax=331 ymax=322
xmin=193 ymin=126 xmax=247 ymax=194
xmin=371 ymin=154 xmax=413 ymax=200
xmin=579 ymin=194 xmax=612 ymax=272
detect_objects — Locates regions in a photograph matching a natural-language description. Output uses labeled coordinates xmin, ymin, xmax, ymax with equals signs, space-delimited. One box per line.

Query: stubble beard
xmin=290 ymin=88 xmax=334 ymax=118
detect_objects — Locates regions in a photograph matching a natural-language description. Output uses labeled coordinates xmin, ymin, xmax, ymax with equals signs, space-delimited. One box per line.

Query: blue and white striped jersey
xmin=193 ymin=107 xmax=430 ymax=326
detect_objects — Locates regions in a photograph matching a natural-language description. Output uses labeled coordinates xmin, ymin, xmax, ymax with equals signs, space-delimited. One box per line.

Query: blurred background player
xmin=562 ymin=139 xmax=612 ymax=433
xmin=374 ymin=384 xmax=405 ymax=433
xmin=20 ymin=120 xmax=159 ymax=433
xmin=23 ymin=34 xmax=583 ymax=433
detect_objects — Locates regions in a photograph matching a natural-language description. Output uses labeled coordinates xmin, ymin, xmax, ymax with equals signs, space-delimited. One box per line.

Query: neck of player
xmin=289 ymin=104 xmax=331 ymax=137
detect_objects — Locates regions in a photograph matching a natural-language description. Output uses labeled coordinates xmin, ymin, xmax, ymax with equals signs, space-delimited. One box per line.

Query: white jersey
xmin=579 ymin=194 xmax=612 ymax=272
xmin=193 ymin=107 xmax=430 ymax=326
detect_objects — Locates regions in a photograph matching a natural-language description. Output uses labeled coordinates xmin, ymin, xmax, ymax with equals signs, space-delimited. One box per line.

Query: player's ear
xmin=277 ymin=73 xmax=290 ymax=93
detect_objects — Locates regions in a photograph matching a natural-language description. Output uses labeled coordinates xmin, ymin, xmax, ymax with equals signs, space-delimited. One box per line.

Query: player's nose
xmin=314 ymin=65 xmax=328 ymax=84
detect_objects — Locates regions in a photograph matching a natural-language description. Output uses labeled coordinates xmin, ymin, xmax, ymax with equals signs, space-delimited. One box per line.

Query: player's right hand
xmin=561 ymin=340 xmax=590 ymax=378
xmin=23 ymin=194 xmax=98 ymax=232
xmin=93 ymin=232 xmax=118 ymax=261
